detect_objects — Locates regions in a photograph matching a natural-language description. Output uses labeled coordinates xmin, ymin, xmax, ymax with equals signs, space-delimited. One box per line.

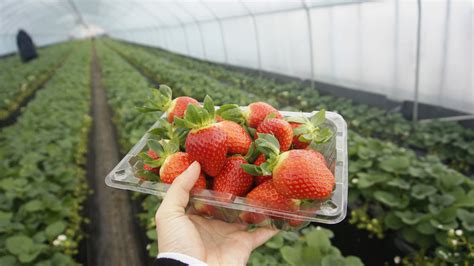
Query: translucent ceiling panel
xmin=167 ymin=27 xmax=189 ymax=55
xmin=242 ymin=0 xmax=303 ymax=14
xmin=257 ymin=9 xmax=311 ymax=79
xmin=201 ymin=21 xmax=226 ymax=63
xmin=203 ymin=1 xmax=249 ymax=18
xmin=222 ymin=17 xmax=259 ymax=69
xmin=184 ymin=24 xmax=205 ymax=59
xmin=429 ymin=1 xmax=473 ymax=113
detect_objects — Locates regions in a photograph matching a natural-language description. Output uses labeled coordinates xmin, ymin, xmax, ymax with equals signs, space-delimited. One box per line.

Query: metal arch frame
xmin=412 ymin=0 xmax=422 ymax=122
xmin=301 ymin=0 xmax=315 ymax=90
xmin=201 ymin=0 xmax=228 ymax=63
xmin=175 ymin=1 xmax=207 ymax=59
xmin=239 ymin=0 xmax=262 ymax=75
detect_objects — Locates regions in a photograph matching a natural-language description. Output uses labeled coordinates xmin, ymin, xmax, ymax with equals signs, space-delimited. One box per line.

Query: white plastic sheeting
xmin=0 ymin=0 xmax=472 ymax=114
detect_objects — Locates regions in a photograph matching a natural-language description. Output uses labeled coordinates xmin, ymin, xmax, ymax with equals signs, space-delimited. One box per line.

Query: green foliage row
xmin=0 ymin=41 xmax=92 ymax=265
xmin=0 ymin=43 xmax=72 ymax=120
xmin=120 ymin=40 xmax=474 ymax=175
xmin=104 ymin=39 xmax=474 ymax=264
xmin=96 ymin=41 xmax=364 ymax=264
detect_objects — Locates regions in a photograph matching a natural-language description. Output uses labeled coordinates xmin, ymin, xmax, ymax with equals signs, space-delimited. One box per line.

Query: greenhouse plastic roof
xmin=1 ymin=0 xmax=473 ymax=114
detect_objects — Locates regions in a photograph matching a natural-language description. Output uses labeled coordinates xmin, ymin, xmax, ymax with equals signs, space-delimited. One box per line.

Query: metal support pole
xmin=438 ymin=0 xmax=451 ymax=105
xmin=201 ymin=0 xmax=228 ymax=63
xmin=412 ymin=0 xmax=422 ymax=122
xmin=302 ymin=1 xmax=316 ymax=90
xmin=240 ymin=0 xmax=262 ymax=75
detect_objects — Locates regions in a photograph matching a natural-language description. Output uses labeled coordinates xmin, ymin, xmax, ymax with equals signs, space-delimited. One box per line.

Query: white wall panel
xmin=201 ymin=21 xmax=226 ymax=63
xmin=257 ymin=10 xmax=311 ymax=79
xmin=184 ymin=24 xmax=204 ymax=59
xmin=222 ymin=17 xmax=259 ymax=69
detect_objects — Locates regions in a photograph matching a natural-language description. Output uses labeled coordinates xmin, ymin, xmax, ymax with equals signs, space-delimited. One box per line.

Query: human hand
xmin=155 ymin=161 xmax=279 ymax=265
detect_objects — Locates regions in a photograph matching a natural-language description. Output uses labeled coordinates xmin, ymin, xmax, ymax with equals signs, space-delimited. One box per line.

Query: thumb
xmin=159 ymin=161 xmax=201 ymax=212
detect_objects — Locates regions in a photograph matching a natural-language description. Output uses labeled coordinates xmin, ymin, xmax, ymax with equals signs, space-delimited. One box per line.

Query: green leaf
xmin=241 ymin=164 xmax=263 ymax=176
xmin=280 ymin=246 xmax=302 ymax=266
xmin=45 ymin=221 xmax=66 ymax=240
xmin=6 ymin=235 xmax=33 ymax=255
xmin=23 ymin=200 xmax=43 ymax=212
xmin=311 ymin=109 xmax=326 ymax=126
xmin=387 ymin=178 xmax=410 ymax=190
xmin=416 ymin=221 xmax=436 ymax=235
xmin=344 ymin=256 xmax=364 ymax=266
xmin=379 ymin=156 xmax=410 ymax=173
xmin=265 ymin=234 xmax=284 ymax=249
xmin=356 ymin=172 xmax=390 ymax=189
xmin=438 ymin=171 xmax=464 ymax=189
xmin=0 ymin=256 xmax=17 ymax=266
xmin=203 ymin=95 xmax=215 ymax=118
xmin=306 ymin=228 xmax=331 ymax=252
xmin=384 ymin=212 xmax=403 ymax=230
xmin=411 ymin=184 xmax=437 ymax=199
xmin=454 ymin=190 xmax=474 ymax=207
xmin=457 ymin=209 xmax=474 ymax=231
xmin=395 ymin=211 xmax=424 ymax=225
xmin=148 ymin=140 xmax=164 ymax=156
xmin=373 ymin=191 xmax=405 ymax=207
xmin=146 ymin=229 xmax=157 ymax=240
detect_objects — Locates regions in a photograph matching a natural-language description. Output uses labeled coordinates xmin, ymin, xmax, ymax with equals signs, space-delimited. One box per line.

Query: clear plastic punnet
xmin=105 ymin=108 xmax=348 ymax=230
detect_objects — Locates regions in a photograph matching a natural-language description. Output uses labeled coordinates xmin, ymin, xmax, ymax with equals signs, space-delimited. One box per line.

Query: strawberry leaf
xmin=311 ymin=109 xmax=326 ymax=126
xmin=203 ymin=95 xmax=215 ymax=118
xmin=148 ymin=140 xmax=164 ymax=155
xmin=255 ymin=133 xmax=280 ymax=156
xmin=241 ymin=164 xmax=263 ymax=176
xmin=216 ymin=104 xmax=246 ymax=124
xmin=285 ymin=116 xmax=307 ymax=124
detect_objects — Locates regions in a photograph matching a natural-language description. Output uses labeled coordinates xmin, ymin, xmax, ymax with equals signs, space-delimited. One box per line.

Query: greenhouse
xmin=0 ymin=0 xmax=473 ymax=265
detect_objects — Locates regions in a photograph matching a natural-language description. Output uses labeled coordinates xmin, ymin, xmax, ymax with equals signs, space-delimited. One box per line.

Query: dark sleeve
xmin=152 ymin=257 xmax=188 ymax=266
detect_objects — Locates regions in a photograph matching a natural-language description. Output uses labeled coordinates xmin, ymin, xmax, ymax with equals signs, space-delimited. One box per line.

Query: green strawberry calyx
xmin=148 ymin=118 xmax=189 ymax=148
xmin=216 ymin=104 xmax=247 ymax=125
xmin=286 ymin=109 xmax=333 ymax=144
xmin=174 ymin=95 xmax=216 ymax=130
xmin=139 ymin=139 xmax=179 ymax=168
xmin=137 ymin=85 xmax=173 ymax=114
xmin=241 ymin=133 xmax=282 ymax=176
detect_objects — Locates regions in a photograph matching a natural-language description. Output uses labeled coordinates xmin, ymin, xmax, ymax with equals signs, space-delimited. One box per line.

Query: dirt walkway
xmin=87 ymin=43 xmax=143 ymax=266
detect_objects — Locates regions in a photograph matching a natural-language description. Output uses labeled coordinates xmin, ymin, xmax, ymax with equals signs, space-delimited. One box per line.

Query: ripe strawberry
xmin=254 ymin=155 xmax=272 ymax=186
xmin=138 ymin=85 xmax=199 ymax=122
xmin=247 ymin=102 xmax=283 ymax=128
xmin=143 ymin=149 xmax=160 ymax=175
xmin=242 ymin=134 xmax=335 ymax=200
xmin=213 ymin=156 xmax=253 ymax=196
xmin=216 ymin=102 xmax=282 ymax=129
xmin=218 ymin=120 xmax=252 ymax=155
xmin=241 ymin=180 xmax=299 ymax=224
xmin=160 ymin=152 xmax=206 ymax=190
xmin=290 ymin=122 xmax=309 ymax=149
xmin=143 ymin=140 xmax=206 ymax=190
xmin=286 ymin=110 xmax=333 ymax=148
xmin=256 ymin=118 xmax=293 ymax=152
xmin=306 ymin=148 xmax=328 ymax=167
xmin=176 ymin=96 xmax=227 ymax=177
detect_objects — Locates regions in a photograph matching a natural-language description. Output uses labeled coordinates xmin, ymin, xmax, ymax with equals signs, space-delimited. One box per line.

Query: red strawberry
xmin=167 ymin=96 xmax=199 ymax=123
xmin=242 ymin=134 xmax=335 ymax=200
xmin=273 ymin=149 xmax=334 ymax=199
xmin=247 ymin=102 xmax=282 ymax=128
xmin=176 ymin=96 xmax=228 ymax=177
xmin=256 ymin=118 xmax=293 ymax=152
xmin=290 ymin=122 xmax=309 ymax=149
xmin=213 ymin=156 xmax=253 ymax=196
xmin=254 ymin=155 xmax=272 ymax=186
xmin=216 ymin=102 xmax=282 ymax=129
xmin=143 ymin=149 xmax=160 ymax=175
xmin=306 ymin=148 xmax=328 ymax=167
xmin=218 ymin=120 xmax=252 ymax=155
xmin=159 ymin=152 xmax=206 ymax=190
xmin=241 ymin=180 xmax=299 ymax=224
xmin=143 ymin=141 xmax=206 ymax=190
xmin=138 ymin=85 xmax=198 ymax=122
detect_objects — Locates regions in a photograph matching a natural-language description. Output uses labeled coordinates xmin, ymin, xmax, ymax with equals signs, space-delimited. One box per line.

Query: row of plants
xmin=0 ymin=43 xmax=73 ymax=121
xmin=109 ymin=40 xmax=474 ymax=176
xmin=102 ymin=40 xmax=474 ymax=264
xmin=95 ymin=41 xmax=363 ymax=265
xmin=0 ymin=41 xmax=92 ymax=265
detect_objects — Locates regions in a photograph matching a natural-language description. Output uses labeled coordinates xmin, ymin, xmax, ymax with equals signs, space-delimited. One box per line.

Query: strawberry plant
xmin=0 ymin=43 xmax=72 ymax=120
xmin=0 ymin=42 xmax=91 ymax=265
